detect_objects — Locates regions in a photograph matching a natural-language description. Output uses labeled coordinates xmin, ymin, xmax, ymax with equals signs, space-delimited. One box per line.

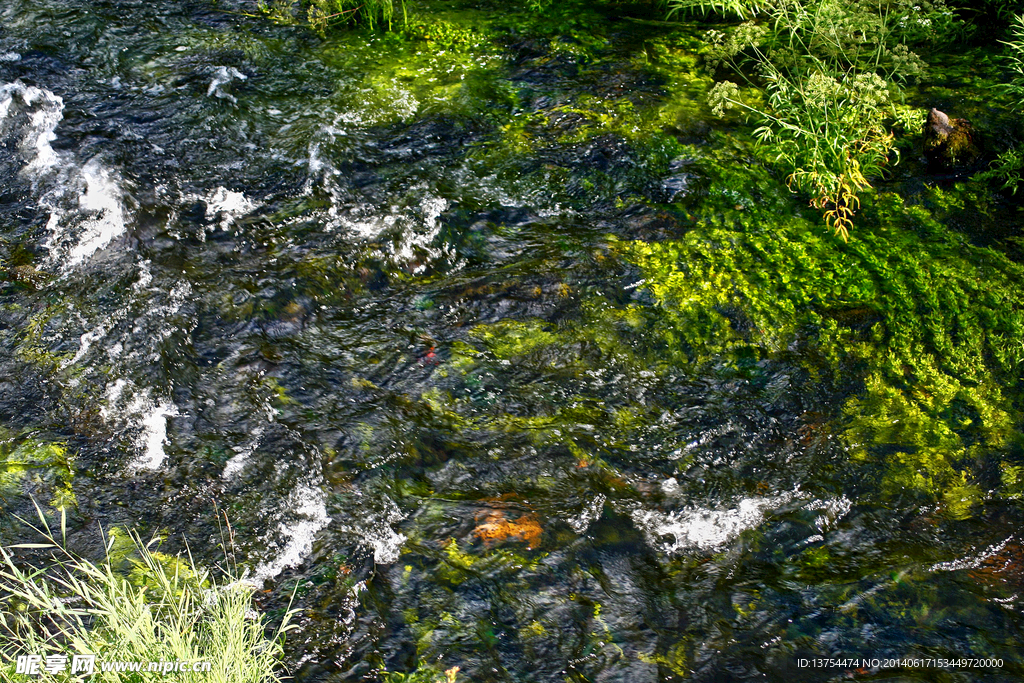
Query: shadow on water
xmin=2 ymin=0 xmax=1024 ymax=681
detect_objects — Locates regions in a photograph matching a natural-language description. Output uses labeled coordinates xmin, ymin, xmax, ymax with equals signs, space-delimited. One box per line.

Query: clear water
xmin=1 ymin=1 xmax=1023 ymax=681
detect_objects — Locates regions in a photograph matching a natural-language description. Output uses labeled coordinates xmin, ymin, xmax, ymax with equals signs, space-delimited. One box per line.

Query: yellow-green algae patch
xmin=0 ymin=429 xmax=76 ymax=510
xmin=436 ymin=132 xmax=1024 ymax=514
xmin=617 ymin=173 xmax=1024 ymax=512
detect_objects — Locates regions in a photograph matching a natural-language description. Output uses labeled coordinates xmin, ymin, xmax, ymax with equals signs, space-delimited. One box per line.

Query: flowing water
xmin=2 ymin=1 xmax=1024 ymax=681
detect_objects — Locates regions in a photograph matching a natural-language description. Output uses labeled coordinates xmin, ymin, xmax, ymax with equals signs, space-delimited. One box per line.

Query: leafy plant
xmin=975 ymin=13 xmax=1024 ymax=192
xmin=710 ymin=68 xmax=897 ymax=240
xmin=667 ymin=0 xmax=764 ymax=19
xmin=257 ymin=0 xmax=407 ymax=35
xmin=690 ymin=0 xmax=956 ymax=238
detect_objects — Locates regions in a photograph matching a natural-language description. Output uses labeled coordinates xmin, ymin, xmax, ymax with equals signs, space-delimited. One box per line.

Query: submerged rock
xmin=923 ymin=108 xmax=981 ymax=168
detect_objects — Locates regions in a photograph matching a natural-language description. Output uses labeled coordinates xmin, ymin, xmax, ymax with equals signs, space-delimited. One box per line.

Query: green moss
xmin=431 ymin=536 xmax=547 ymax=587
xmin=381 ymin=660 xmax=460 ymax=683
xmin=16 ymin=309 xmax=75 ymax=373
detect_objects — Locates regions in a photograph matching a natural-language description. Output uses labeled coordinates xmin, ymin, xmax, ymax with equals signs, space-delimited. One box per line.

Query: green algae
xmin=382 ymin=662 xmax=460 ymax=683
xmin=429 ymin=116 xmax=1024 ymax=513
xmin=101 ymin=527 xmax=211 ymax=595
xmin=616 ymin=147 xmax=1024 ymax=509
xmin=0 ymin=429 xmax=76 ymax=511
xmin=469 ymin=319 xmax=561 ymax=360
xmin=303 ymin=9 xmax=510 ymax=126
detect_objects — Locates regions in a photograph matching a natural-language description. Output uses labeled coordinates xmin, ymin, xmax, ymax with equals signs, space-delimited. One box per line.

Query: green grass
xmin=0 ymin=509 xmax=295 ymax=682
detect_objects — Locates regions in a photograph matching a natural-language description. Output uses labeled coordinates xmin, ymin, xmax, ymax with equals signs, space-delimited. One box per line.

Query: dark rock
xmin=923 ymin=108 xmax=982 ymax=168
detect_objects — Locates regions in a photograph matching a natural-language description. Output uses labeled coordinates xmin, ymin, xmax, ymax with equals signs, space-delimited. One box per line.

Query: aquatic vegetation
xmin=401 ymin=18 xmax=480 ymax=50
xmin=693 ymin=0 xmax=960 ymax=237
xmin=619 ymin=153 xmax=1024 ymax=508
xmin=258 ymin=0 xmax=406 ymax=34
xmin=0 ymin=519 xmax=295 ymax=682
xmin=382 ymin=662 xmax=460 ymax=683
xmin=0 ymin=431 xmax=75 ymax=511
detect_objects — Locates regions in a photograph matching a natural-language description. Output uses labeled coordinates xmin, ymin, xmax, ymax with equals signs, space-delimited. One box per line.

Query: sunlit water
xmin=1 ymin=1 xmax=1023 ymax=681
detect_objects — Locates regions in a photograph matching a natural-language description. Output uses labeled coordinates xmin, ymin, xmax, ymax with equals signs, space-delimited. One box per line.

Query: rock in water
xmin=923 ymin=108 xmax=981 ymax=168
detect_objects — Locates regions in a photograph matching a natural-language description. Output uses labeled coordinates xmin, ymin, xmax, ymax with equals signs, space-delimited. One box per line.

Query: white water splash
xmin=64 ymin=158 xmax=127 ymax=266
xmin=134 ymin=260 xmax=153 ymax=291
xmin=335 ymin=192 xmax=450 ymax=271
xmin=0 ymin=81 xmax=63 ymax=175
xmin=631 ymin=494 xmax=792 ymax=554
xmin=135 ymin=401 xmax=179 ymax=470
xmin=101 ymin=380 xmax=178 ymax=471
xmin=63 ymin=323 xmax=108 ymax=369
xmin=1 ymin=81 xmax=128 ymax=270
xmin=930 ymin=538 xmax=1013 ymax=573
xmin=568 ymin=493 xmax=606 ymax=534
xmin=222 ymin=426 xmax=265 ymax=480
xmin=0 ymin=52 xmax=21 ymax=62
xmin=204 ymin=186 xmax=257 ymax=230
xmin=252 ymin=481 xmax=331 ymax=583
xmin=809 ymin=495 xmax=853 ymax=532
xmin=304 ymin=125 xmax=347 ymax=222
xmin=352 ymin=496 xmax=407 ymax=564
xmin=207 ymin=66 xmax=246 ymax=103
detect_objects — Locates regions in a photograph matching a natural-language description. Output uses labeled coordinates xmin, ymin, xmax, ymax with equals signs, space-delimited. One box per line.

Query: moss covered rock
xmin=923 ymin=108 xmax=982 ymax=168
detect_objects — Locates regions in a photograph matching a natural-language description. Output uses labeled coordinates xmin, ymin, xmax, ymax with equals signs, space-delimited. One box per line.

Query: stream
xmin=2 ymin=0 xmax=1023 ymax=681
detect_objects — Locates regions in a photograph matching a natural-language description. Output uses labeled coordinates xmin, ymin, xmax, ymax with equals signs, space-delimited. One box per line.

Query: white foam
xmin=808 ymin=496 xmax=853 ymax=532
xmin=222 ymin=426 xmax=264 ymax=480
xmin=383 ymin=87 xmax=418 ymax=121
xmin=334 ymin=192 xmax=450 ymax=270
xmin=0 ymin=52 xmax=21 ymax=62
xmin=632 ymin=494 xmax=791 ymax=554
xmin=335 ymin=86 xmax=417 ymax=127
xmin=568 ymin=493 xmax=606 ymax=534
xmin=930 ymin=538 xmax=1012 ymax=573
xmin=134 ymin=260 xmax=153 ymax=291
xmin=100 ymin=380 xmax=178 ymax=471
xmin=207 ymin=66 xmax=246 ymax=103
xmin=0 ymin=81 xmax=64 ymax=176
xmin=100 ymin=379 xmax=129 ymax=420
xmin=134 ymin=400 xmax=178 ymax=470
xmin=63 ymin=323 xmax=108 ymax=368
xmin=304 ymin=125 xmax=347 ymax=214
xmin=402 ymin=195 xmax=447 ymax=261
xmin=1 ymin=82 xmax=128 ymax=270
xmin=354 ymin=496 xmax=407 ymax=564
xmin=65 ymin=158 xmax=126 ymax=266
xmin=204 ymin=186 xmax=257 ymax=229
xmin=252 ymin=481 xmax=331 ymax=583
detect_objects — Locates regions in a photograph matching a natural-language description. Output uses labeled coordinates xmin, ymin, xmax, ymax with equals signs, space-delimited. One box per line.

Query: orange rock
xmin=472 ymin=510 xmax=543 ymax=550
